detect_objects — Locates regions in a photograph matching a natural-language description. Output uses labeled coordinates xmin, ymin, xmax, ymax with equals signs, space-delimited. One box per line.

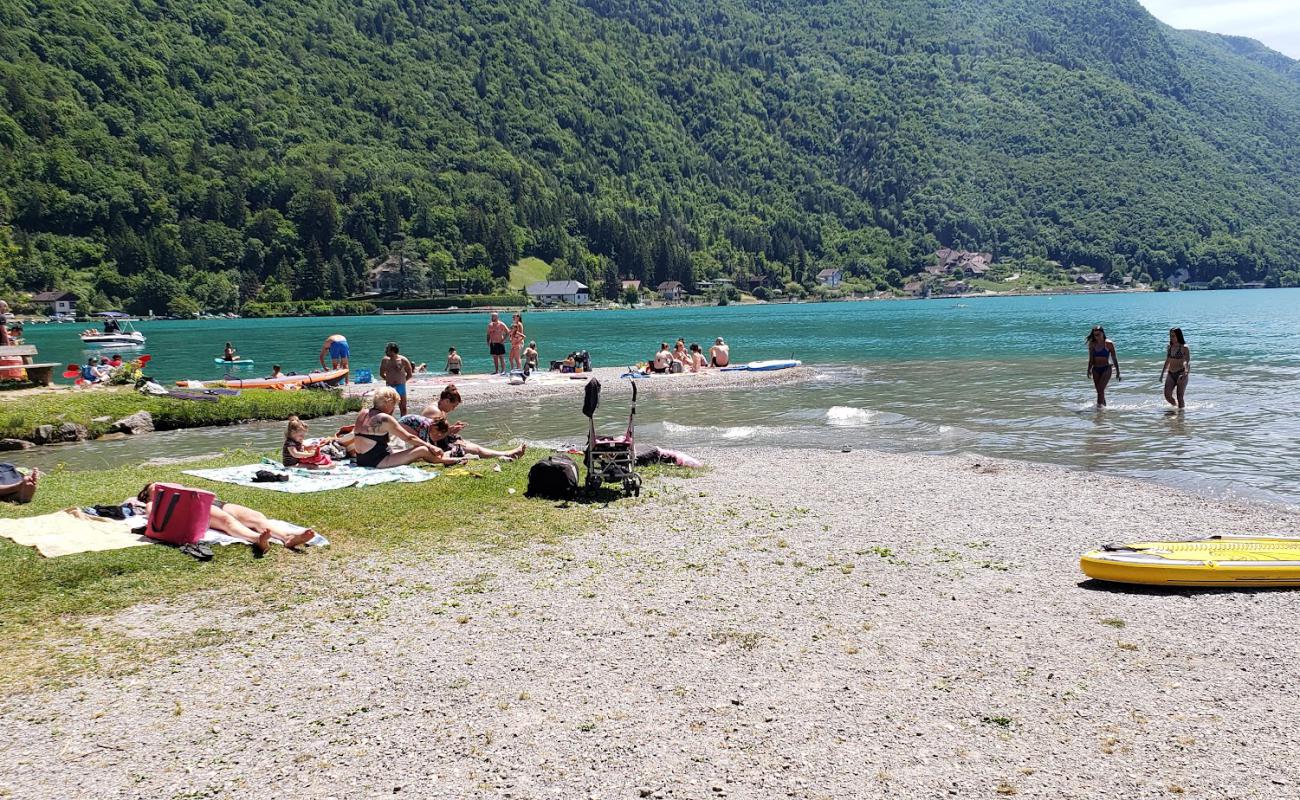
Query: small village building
xmin=527 ymin=280 xmax=590 ymax=305
xmin=656 ymin=281 xmax=686 ymax=301
xmin=367 ymin=253 xmax=425 ymax=294
xmin=816 ymin=268 xmax=843 ymax=287
xmin=32 ymin=291 xmax=77 ymax=316
xmin=934 ymin=249 xmax=992 ymax=277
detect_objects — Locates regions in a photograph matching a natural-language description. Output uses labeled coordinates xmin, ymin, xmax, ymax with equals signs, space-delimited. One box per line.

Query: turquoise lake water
xmin=21 ymin=290 xmax=1300 ymax=507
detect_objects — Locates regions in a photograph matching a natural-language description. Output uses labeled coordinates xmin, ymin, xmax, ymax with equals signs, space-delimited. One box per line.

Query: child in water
xmin=522 ymin=341 xmax=538 ymax=375
xmin=282 ymin=416 xmax=334 ymax=469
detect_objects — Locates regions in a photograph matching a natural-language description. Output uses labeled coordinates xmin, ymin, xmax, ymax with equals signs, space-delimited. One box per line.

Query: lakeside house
xmin=620 ymin=280 xmax=641 ymax=293
xmin=934 ymin=248 xmax=991 ymax=277
xmin=656 ymin=281 xmax=686 ymax=301
xmin=527 ymin=280 xmax=590 ymax=305
xmin=31 ymin=290 xmax=77 ymax=316
xmin=816 ymin=268 xmax=843 ymax=288
xmin=1075 ymin=273 xmax=1104 ymax=285
xmin=367 ymin=253 xmax=423 ymax=294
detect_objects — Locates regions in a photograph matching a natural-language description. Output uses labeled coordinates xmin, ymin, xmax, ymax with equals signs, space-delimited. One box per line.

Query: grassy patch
xmin=0 ymin=387 xmax=360 ymax=440
xmin=0 ymin=449 xmax=608 ymax=692
xmin=509 ymin=257 xmax=550 ymax=290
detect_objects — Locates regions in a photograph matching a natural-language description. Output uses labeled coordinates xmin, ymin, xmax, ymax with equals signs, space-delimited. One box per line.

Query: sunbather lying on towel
xmin=350 ymin=387 xmax=461 ymax=468
xmin=137 ymin=483 xmax=315 ymax=554
xmin=0 ymin=464 xmax=39 ymax=504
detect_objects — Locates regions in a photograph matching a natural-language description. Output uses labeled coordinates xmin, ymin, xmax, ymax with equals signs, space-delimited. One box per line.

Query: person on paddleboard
xmin=1086 ymin=325 xmax=1120 ymax=407
xmin=221 ymin=342 xmax=238 ymax=362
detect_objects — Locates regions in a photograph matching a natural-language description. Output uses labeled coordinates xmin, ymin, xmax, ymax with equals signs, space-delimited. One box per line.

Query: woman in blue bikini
xmin=1086 ymin=325 xmax=1120 ymax=407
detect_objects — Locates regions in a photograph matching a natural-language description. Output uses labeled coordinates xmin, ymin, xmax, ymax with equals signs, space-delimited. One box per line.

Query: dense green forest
xmin=1 ymin=0 xmax=1298 ymax=314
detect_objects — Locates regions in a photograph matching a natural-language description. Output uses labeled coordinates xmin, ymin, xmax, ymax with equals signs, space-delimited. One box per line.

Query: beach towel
xmin=0 ymin=511 xmax=150 ymax=557
xmin=124 ymin=517 xmax=329 ymax=549
xmin=182 ymin=460 xmax=435 ymax=493
xmin=0 ymin=509 xmax=330 ymax=558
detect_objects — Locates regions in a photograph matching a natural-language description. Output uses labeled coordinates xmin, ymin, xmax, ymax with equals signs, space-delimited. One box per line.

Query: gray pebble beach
xmin=3 ymin=447 xmax=1299 ymax=798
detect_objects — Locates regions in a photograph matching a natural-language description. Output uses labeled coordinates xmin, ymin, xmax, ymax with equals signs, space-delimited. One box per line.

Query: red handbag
xmin=145 ymin=483 xmax=214 ymax=545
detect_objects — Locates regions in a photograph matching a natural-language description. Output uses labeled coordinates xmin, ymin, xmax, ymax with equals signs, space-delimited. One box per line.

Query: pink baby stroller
xmin=582 ymin=378 xmax=641 ymax=496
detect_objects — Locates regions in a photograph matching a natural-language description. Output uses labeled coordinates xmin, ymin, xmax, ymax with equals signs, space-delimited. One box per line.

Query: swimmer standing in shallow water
xmin=319 ymin=333 xmax=350 ymax=383
xmin=1159 ymin=327 xmax=1190 ymax=410
xmin=1086 ymin=325 xmax=1120 ymax=407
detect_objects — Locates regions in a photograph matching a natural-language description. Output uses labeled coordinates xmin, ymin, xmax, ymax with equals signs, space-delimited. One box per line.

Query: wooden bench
xmin=0 ymin=344 xmax=62 ymax=386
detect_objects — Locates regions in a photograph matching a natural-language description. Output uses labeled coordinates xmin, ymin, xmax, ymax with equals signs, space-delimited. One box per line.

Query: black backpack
xmin=526 ymin=455 xmax=579 ymax=500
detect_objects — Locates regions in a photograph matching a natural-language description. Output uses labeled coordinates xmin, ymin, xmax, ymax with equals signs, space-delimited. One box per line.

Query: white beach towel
xmin=182 ymin=460 xmax=435 ymax=493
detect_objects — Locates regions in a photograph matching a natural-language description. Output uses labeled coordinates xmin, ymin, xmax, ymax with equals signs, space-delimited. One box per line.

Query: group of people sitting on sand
xmin=280 ymin=384 xmax=526 ymax=472
xmin=649 ymin=337 xmax=729 ymax=374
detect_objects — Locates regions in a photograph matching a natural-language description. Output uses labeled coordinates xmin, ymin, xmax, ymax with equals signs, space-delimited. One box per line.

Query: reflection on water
xmin=19 ymin=290 xmax=1300 ymax=508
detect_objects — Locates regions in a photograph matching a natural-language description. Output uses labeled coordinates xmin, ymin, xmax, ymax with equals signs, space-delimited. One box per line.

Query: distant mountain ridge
xmin=0 ymin=0 xmax=1298 ymax=312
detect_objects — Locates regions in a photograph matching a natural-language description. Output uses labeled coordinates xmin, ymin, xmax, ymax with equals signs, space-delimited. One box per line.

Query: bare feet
xmin=509 ymin=444 xmax=526 ymax=459
xmin=17 ymin=469 xmax=40 ymax=504
xmin=255 ymin=531 xmax=272 ymax=554
xmin=285 ymin=530 xmax=315 ymax=550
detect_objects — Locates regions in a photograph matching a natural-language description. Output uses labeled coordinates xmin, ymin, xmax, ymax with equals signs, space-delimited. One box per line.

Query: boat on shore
xmin=187 ymin=367 xmax=350 ymax=390
xmin=1081 ymin=537 xmax=1300 ymax=587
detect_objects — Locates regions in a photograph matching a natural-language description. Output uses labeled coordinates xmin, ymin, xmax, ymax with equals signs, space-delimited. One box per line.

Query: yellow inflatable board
xmin=1080 ymin=537 xmax=1300 ymax=588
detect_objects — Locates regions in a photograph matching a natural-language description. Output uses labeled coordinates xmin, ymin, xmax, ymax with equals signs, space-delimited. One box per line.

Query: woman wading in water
xmin=1159 ymin=327 xmax=1190 ymax=410
xmin=1086 ymin=325 xmax=1120 ymax=407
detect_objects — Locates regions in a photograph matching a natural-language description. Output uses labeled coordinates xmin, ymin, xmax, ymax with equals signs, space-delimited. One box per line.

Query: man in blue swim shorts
xmin=379 ymin=341 xmax=415 ymax=416
xmin=319 ymin=333 xmax=351 ymax=382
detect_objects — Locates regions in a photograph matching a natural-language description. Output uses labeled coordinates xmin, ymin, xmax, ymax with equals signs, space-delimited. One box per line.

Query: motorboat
xmin=80 ymin=312 xmax=146 ymax=348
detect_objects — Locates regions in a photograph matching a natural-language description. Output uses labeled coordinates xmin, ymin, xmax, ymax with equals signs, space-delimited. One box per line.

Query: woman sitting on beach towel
xmin=350 ymin=387 xmax=449 ymax=469
xmin=136 ymin=483 xmax=314 ymax=553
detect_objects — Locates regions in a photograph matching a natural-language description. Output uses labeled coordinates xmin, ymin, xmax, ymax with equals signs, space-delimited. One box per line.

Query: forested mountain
xmin=1 ymin=0 xmax=1298 ymax=313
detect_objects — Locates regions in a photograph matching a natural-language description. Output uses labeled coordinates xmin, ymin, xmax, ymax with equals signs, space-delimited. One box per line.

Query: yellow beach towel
xmin=0 ymin=510 xmax=150 ymax=558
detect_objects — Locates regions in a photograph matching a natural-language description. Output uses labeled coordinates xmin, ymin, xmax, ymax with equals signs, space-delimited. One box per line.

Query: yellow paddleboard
xmin=1080 ymin=537 xmax=1300 ymax=588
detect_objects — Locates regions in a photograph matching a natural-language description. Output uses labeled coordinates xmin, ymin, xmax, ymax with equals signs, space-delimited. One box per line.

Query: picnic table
xmin=0 ymin=344 xmax=61 ymax=386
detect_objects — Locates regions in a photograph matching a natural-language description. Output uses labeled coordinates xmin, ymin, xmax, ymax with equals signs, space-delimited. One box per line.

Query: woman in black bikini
xmin=351 ymin=387 xmax=447 ymax=469
xmin=1086 ymin=325 xmax=1120 ymax=407
xmin=1159 ymin=327 xmax=1190 ymax=410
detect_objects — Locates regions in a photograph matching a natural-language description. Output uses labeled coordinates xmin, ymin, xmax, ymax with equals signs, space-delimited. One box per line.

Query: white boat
xmin=80 ymin=315 xmax=146 ymax=348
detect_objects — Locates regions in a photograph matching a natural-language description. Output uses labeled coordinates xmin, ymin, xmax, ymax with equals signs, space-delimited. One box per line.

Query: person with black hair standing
xmin=1159 ymin=327 xmax=1191 ymax=410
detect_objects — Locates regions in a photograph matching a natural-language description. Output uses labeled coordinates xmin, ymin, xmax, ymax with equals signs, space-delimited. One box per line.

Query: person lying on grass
xmin=350 ymin=386 xmax=461 ymax=468
xmin=0 ymin=466 xmax=39 ymax=504
xmin=136 ymin=483 xmax=315 ymax=554
xmin=417 ymin=384 xmax=526 ymax=461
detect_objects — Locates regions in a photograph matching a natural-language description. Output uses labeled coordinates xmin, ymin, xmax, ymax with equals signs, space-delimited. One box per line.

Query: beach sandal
xmin=178 ymin=543 xmax=214 ymax=561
